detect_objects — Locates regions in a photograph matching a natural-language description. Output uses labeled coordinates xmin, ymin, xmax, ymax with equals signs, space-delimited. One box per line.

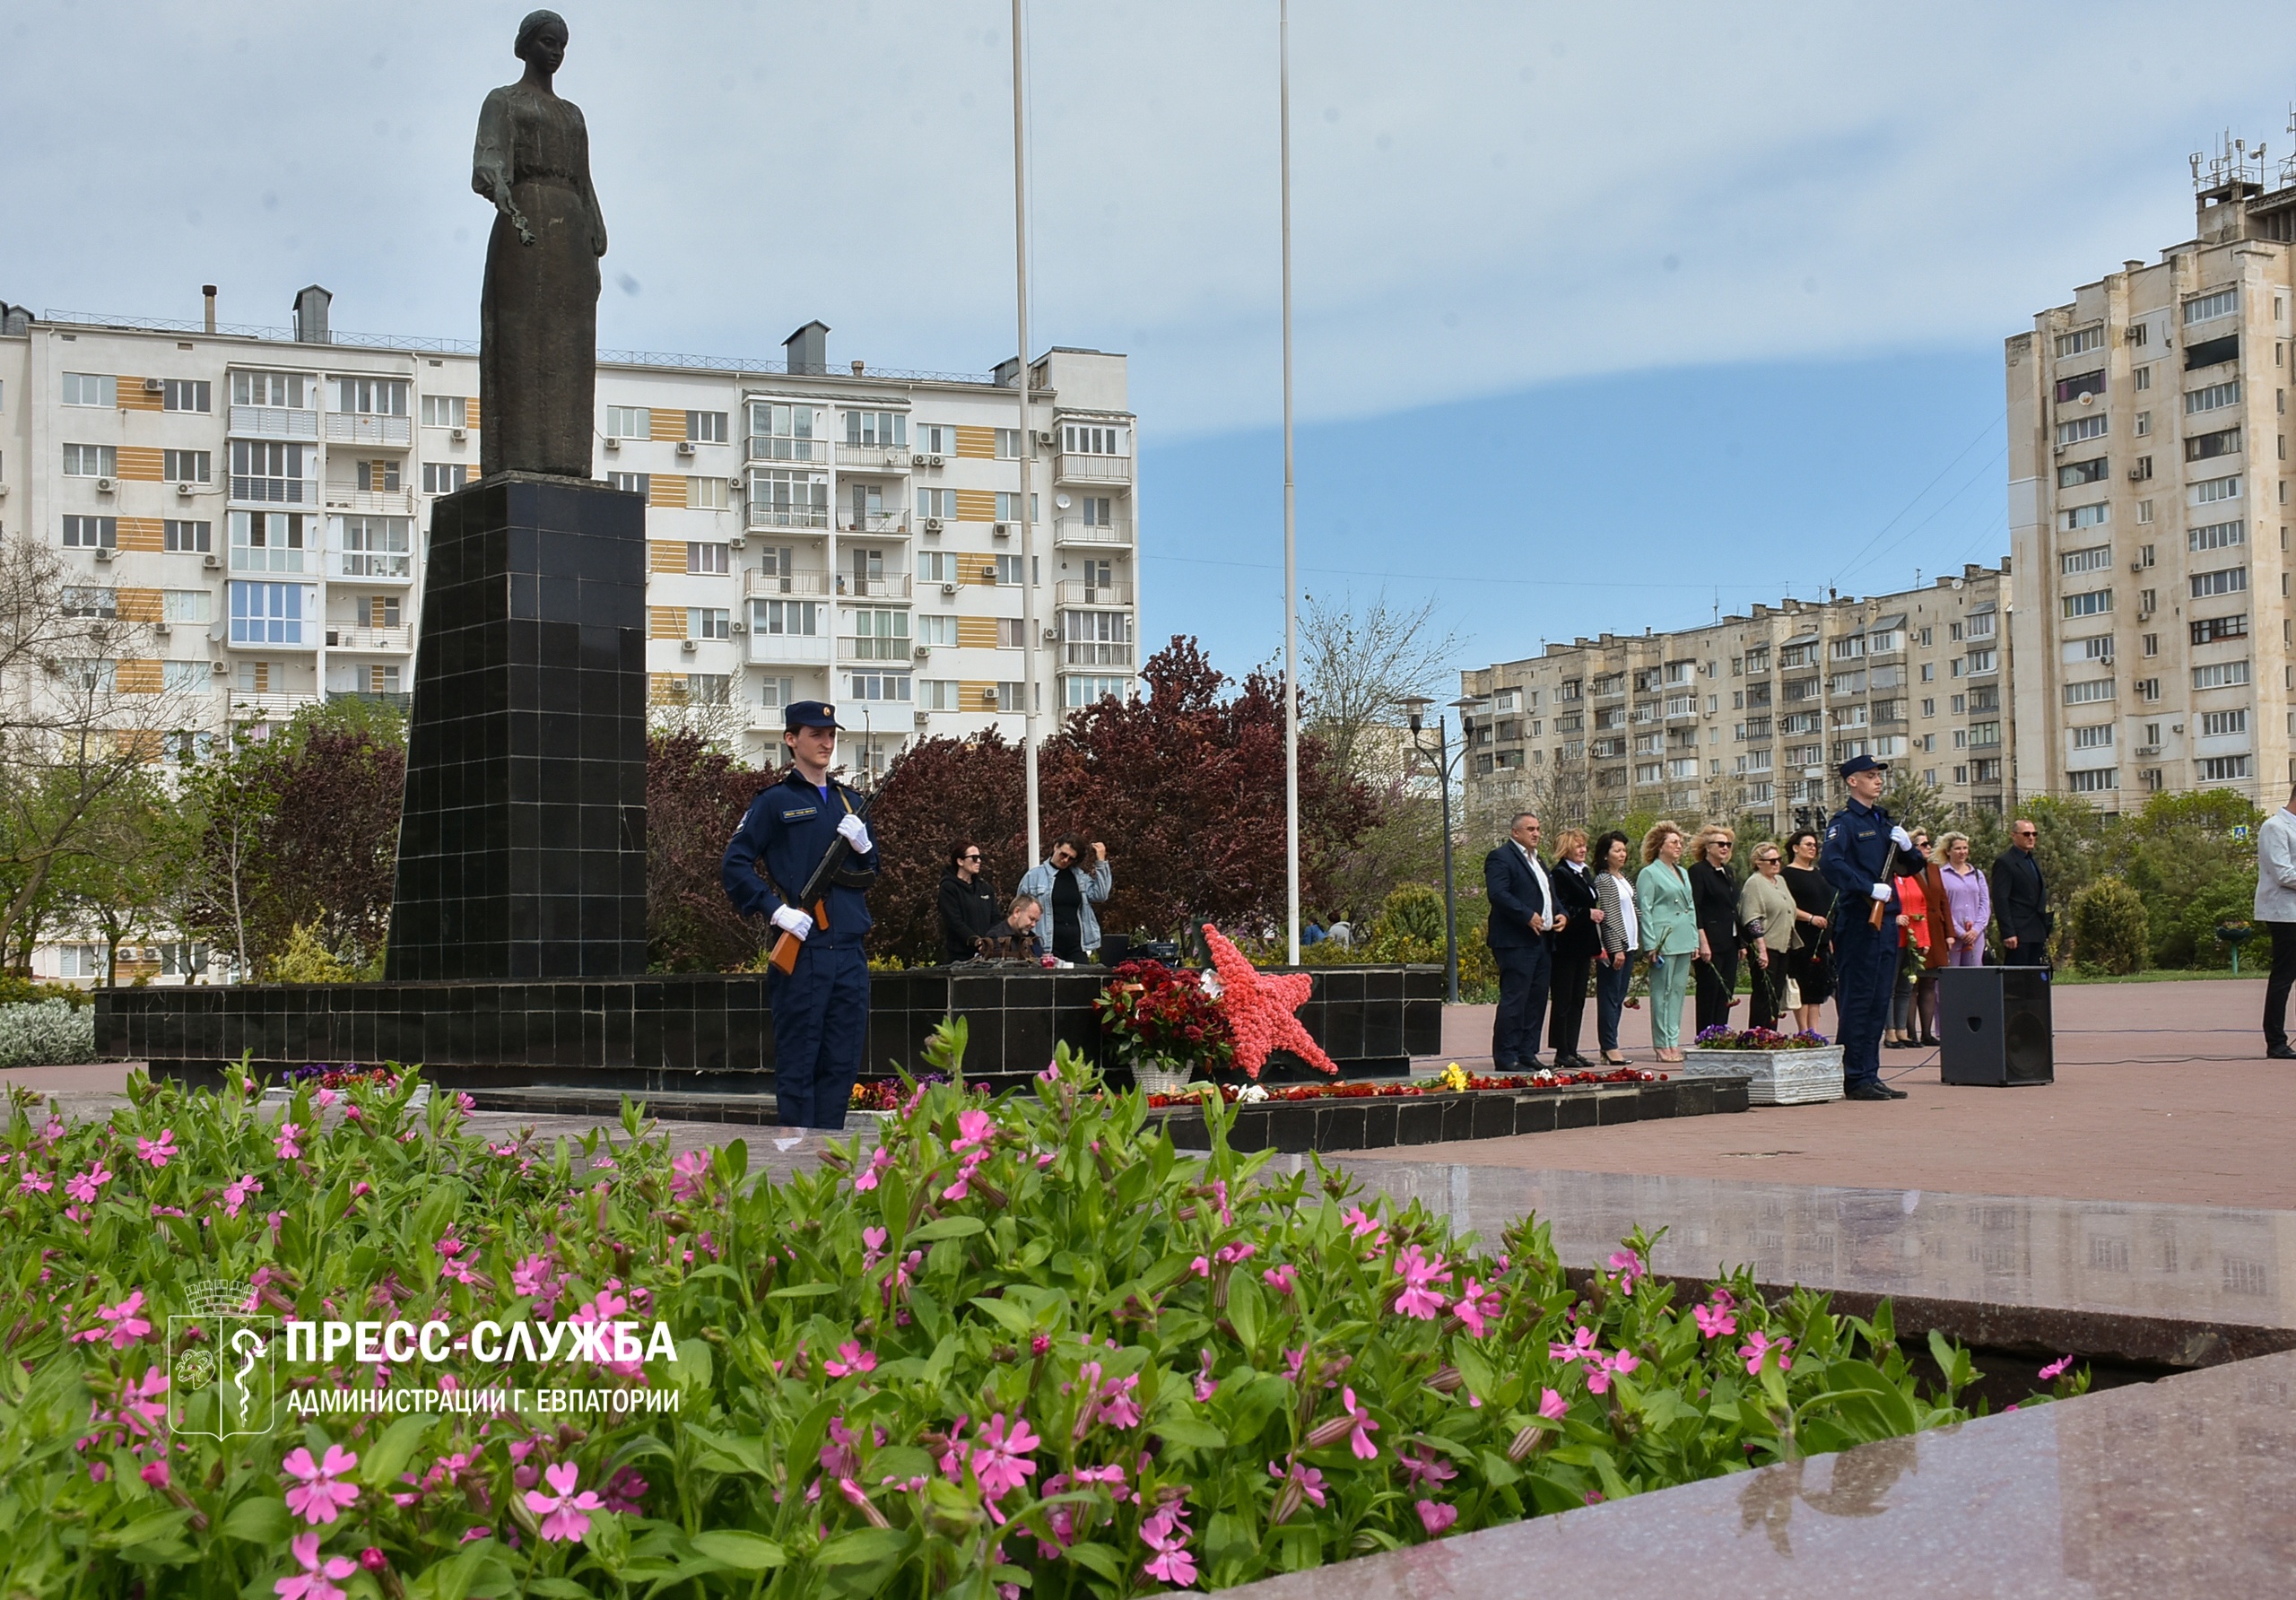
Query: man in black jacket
xmin=1485 ymin=812 xmax=1565 ymax=1070
xmin=1992 ymin=818 xmax=2051 ymax=968
xmin=1546 ymin=828 xmax=1603 ymax=1069
xmin=939 ymin=841 xmax=999 ymax=962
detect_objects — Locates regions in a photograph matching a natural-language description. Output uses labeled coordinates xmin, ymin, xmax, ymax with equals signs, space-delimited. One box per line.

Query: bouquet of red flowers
xmin=1095 ymin=960 xmax=1236 ymax=1080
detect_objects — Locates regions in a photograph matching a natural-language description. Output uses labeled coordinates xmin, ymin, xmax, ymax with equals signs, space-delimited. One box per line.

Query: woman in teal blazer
xmin=1635 ymin=821 xmax=1699 ymax=1061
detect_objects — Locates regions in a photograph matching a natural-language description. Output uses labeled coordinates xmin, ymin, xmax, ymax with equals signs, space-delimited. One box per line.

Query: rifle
xmin=768 ymin=787 xmax=876 ymax=976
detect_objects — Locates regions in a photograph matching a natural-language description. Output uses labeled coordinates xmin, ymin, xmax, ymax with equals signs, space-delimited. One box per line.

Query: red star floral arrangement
xmin=1199 ymin=925 xmax=1338 ymax=1080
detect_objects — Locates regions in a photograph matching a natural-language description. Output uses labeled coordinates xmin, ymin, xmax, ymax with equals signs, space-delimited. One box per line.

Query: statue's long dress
xmin=475 ymin=83 xmax=600 ymax=479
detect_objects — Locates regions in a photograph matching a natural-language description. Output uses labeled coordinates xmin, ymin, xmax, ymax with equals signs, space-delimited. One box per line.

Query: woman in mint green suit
xmin=1636 ymin=821 xmax=1699 ymax=1062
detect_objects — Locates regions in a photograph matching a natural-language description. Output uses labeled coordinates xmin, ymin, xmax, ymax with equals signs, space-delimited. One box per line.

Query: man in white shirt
xmin=2254 ymin=785 xmax=2296 ymax=1058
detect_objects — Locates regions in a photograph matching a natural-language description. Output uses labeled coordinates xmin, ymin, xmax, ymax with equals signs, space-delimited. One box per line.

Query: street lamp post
xmin=1400 ymin=695 xmax=1463 ymax=1004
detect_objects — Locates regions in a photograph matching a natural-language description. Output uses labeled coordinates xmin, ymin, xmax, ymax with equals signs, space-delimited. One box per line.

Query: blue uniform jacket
xmin=1818 ymin=796 xmax=1926 ymax=926
xmin=721 ymin=769 xmax=880 ymax=945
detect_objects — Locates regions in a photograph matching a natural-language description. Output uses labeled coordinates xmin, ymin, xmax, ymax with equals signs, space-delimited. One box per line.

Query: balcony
xmin=226 ymin=691 xmax=322 ymax=720
xmin=324 ymin=413 xmax=413 ymax=447
xmin=835 ymin=442 xmax=911 ymax=473
xmin=839 ymin=637 xmax=917 ymax=664
xmin=326 ymin=624 xmax=413 ymax=652
xmin=1053 ymin=516 xmax=1132 ymax=548
xmin=230 ymin=476 xmax=314 ymax=507
xmin=745 ymin=435 xmax=832 ymax=465
xmin=324 ymin=485 xmax=415 ymax=515
xmin=838 ymin=509 xmax=912 ymax=537
xmin=1054 ymin=453 xmax=1132 ymax=486
xmin=1063 ymin=640 xmax=1134 ymax=667
xmin=1056 ymin=580 xmax=1134 ymax=605
xmin=330 ymin=549 xmax=414 ymax=581
xmin=747 ymin=500 xmax=830 ymax=531
xmin=746 ymin=631 xmax=831 ymax=667
xmin=838 ymin=574 xmax=913 ymax=600
xmin=328 ymin=689 xmax=412 ymax=714
xmin=744 ymin=569 xmax=831 ymax=598
xmin=229 ymin=405 xmax=319 ymax=440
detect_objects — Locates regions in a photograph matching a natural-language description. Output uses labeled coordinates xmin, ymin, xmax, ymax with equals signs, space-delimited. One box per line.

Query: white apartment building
xmin=1458 ymin=565 xmax=2014 ymax=840
xmin=2008 ymin=140 xmax=2296 ymax=807
xmin=0 ymin=290 xmax=1140 ymax=981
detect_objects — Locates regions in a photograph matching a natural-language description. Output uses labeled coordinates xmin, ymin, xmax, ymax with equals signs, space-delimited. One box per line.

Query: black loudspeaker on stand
xmin=1936 ymin=967 xmax=2055 ymax=1085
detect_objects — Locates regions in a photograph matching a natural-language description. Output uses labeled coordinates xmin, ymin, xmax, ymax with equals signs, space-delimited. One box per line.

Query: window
xmin=750 ymin=599 xmax=822 ymax=636
xmin=163 ymin=518 xmax=212 ymax=553
xmin=917 ymin=679 xmax=960 ymax=710
xmin=995 ymin=428 xmax=1022 ymax=458
xmin=842 ymin=410 xmax=905 ymax=448
xmin=228 ymin=580 xmax=314 ymax=644
xmin=63 ymin=443 xmax=116 ymax=478
xmin=2135 ymin=367 xmax=2152 ymax=391
xmin=61 ymin=586 xmax=116 ymax=618
xmin=605 ymin=405 xmax=649 ymax=439
xmin=2060 ymin=589 xmax=2112 ymax=618
xmin=2143 ymin=632 xmax=2158 ymax=656
xmin=421 ymin=395 xmax=467 ymax=428
xmin=1967 ymin=611 xmax=1996 ymax=639
xmin=230 ymin=510 xmax=307 ymax=572
xmin=609 ymin=470 xmax=648 ymax=497
xmin=2187 ymin=427 xmax=2242 ymax=462
xmin=2128 ymin=323 xmax=2151 ymax=347
xmin=230 ymin=440 xmax=308 ymax=502
xmin=2184 ymin=285 xmax=2239 ymax=325
xmin=916 ymin=613 xmax=958 ymax=646
xmin=2187 ymin=379 xmax=2241 ymax=414
xmin=995 ymin=680 xmax=1029 ymax=711
xmin=755 ymin=675 xmax=796 ymax=710
xmin=333 ymin=378 xmax=408 ymax=415
xmin=1061 ymin=422 xmax=1126 ymax=455
xmin=917 ymin=487 xmax=957 ymax=523
xmin=2191 ymin=566 xmax=2248 ymax=597
xmin=2057 ymin=457 xmax=2109 ymax=487
xmin=2136 ymin=676 xmax=2161 ymax=700
xmin=1919 ymin=663 xmax=1935 ymax=682
xmin=752 ymin=470 xmax=829 ymax=526
xmin=356 ymin=460 xmax=401 ymax=492
xmin=2193 ymin=660 xmax=2251 ymax=689
xmin=684 ymin=674 xmax=731 ymax=704
xmin=2200 ymin=755 xmax=2252 ymax=782
xmin=337 ymin=516 xmax=410 ymax=576
xmin=2055 ymin=326 xmax=2104 ymax=357
xmin=1062 ymin=610 xmax=1131 ymax=664
xmin=1065 ymin=675 xmax=1130 ymax=708
xmin=422 ymin=463 xmax=466 ymax=495
xmin=1970 ymin=685 xmax=1999 ymax=712
xmin=1080 ymin=495 xmax=1116 ymax=527
xmin=162 ymin=378 xmax=210 ymax=413
xmin=62 ymin=372 xmax=116 ymax=407
xmin=2056 ymin=414 xmax=2109 ymax=447
xmin=846 ymin=606 xmax=911 ymax=659
xmin=1828 ymin=669 xmax=1866 ymax=696
xmin=2060 ymin=543 xmax=2112 ymax=575
xmin=2055 ymin=370 xmax=2107 ymax=404
xmin=1966 ymin=648 xmax=1997 ymax=674
xmin=1665 ymin=693 xmax=1697 ymax=717
xmin=686 ymin=410 xmax=729 ymax=444
xmin=688 ymin=476 xmax=730 ymax=511
xmin=231 ymin=372 xmax=308 ymax=408
xmin=844 ymin=671 xmax=911 ymax=702
xmin=686 ymin=543 xmax=729 ymax=575
xmin=1869 ymin=629 xmax=1903 ymax=654
xmin=2190 ymin=614 xmax=2248 ymax=644
xmin=2067 ymin=768 xmax=2118 ymax=793
xmin=2072 ymin=725 xmax=2113 ymax=750
xmin=2186 ymin=333 xmax=2239 ymax=370
xmin=984 ymin=553 xmax=1024 ymax=585
xmin=62 ymin=515 xmax=117 ymax=549
xmin=2203 ymin=709 xmax=2248 ymax=736
xmin=163 ymin=661 xmax=207 ymax=692
xmin=1831 ymin=635 xmax=1866 ymax=660
xmin=2189 ymin=518 xmax=2245 ymax=552
xmin=916 ymin=423 xmax=956 ymax=455
xmin=2074 ymin=636 xmax=2114 ymax=662
xmin=996 ymin=617 xmax=1027 ymax=648
xmin=687 ymin=607 xmax=731 ymax=640
xmin=161 ymin=448 xmax=211 ymax=485
xmin=2062 ymin=502 xmax=2109 ymax=530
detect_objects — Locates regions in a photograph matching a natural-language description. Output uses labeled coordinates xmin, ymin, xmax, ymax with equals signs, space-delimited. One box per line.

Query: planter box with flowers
xmin=1678 ymin=1026 xmax=1845 ymax=1105
xmin=259 ymin=1063 xmax=430 ymax=1114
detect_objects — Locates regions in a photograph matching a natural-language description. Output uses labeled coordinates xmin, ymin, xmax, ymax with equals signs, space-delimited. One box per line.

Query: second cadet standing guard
xmin=1818 ymin=753 xmax=1924 ymax=1101
xmin=721 ymin=701 xmax=880 ymax=1133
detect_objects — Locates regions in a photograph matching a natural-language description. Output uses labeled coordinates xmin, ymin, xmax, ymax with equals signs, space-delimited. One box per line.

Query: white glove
xmin=770 ymin=906 xmax=813 ymax=941
xmin=1890 ymin=826 xmax=1913 ymax=850
xmin=1870 ymin=883 xmax=1892 ymax=901
xmin=837 ymin=814 xmax=871 ymax=853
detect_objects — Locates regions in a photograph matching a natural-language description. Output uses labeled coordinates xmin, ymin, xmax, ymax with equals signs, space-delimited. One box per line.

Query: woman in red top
xmin=1887 ymin=827 xmax=1945 ymax=1048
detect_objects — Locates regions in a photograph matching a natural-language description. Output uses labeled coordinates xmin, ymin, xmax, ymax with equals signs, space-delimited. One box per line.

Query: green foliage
xmin=0 ymin=1000 xmax=98 ymax=1068
xmin=1374 ymin=883 xmax=1447 ymax=944
xmin=259 ymin=922 xmax=361 ymax=985
xmin=0 ymin=975 xmax=91 ymax=1009
xmin=2066 ymin=878 xmax=2149 ymax=976
xmin=0 ymin=1032 xmax=2061 ymax=1596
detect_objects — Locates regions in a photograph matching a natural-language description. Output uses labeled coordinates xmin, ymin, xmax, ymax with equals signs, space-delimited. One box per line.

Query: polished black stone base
xmin=385 ymin=474 xmax=648 ymax=981
xmin=98 ymin=964 xmax=1445 ymax=1095
xmin=1156 ymin=1075 xmax=1748 ymax=1153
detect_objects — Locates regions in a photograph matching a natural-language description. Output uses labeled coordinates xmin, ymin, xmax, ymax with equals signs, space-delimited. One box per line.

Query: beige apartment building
xmin=0 ymin=291 xmax=1140 ymax=981
xmin=2008 ymin=142 xmax=2296 ymax=807
xmin=1457 ymin=564 xmax=2013 ymax=841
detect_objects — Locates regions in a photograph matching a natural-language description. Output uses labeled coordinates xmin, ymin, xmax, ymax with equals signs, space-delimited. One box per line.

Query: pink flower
xmin=1549 ymin=1325 xmax=1599 ymax=1365
xmin=283 ymin=1445 xmax=361 ymax=1526
xmin=64 ymin=1162 xmax=112 ymax=1204
xmin=2039 ymin=1355 xmax=2074 ymax=1382
xmin=359 ymin=1548 xmax=387 ymax=1572
xmin=1416 ymin=1499 xmax=1458 ymax=1536
xmin=1452 ymin=1276 xmax=1500 ymax=1338
xmin=510 ymin=1253 xmax=557 ymax=1299
xmin=943 ymin=1150 xmax=986 ymax=1203
xmin=1215 ymin=1242 xmax=1257 ymax=1266
xmin=222 ymin=1174 xmax=264 ymax=1219
xmin=1341 ymin=1204 xmax=1384 ymax=1240
xmin=274 ymin=1532 xmax=358 ymax=1600
xmin=1391 ymin=1243 xmax=1451 ymax=1320
xmin=1267 ymin=1457 xmax=1326 ymax=1515
xmin=1344 ymin=1386 xmax=1379 ymax=1459
xmin=861 ymin=1226 xmax=888 ymax=1270
xmin=135 ymin=1129 xmax=177 ymax=1168
xmin=1398 ymin=1447 xmax=1457 ymax=1488
xmin=1194 ymin=1348 xmax=1218 ymax=1403
xmin=74 ymin=1290 xmax=152 ymax=1350
xmin=1262 ymin=1263 xmax=1298 ymax=1297
xmin=1587 ymin=1349 xmax=1640 ymax=1396
xmin=1606 ymin=1248 xmax=1646 ymax=1295
xmin=1739 ymin=1329 xmax=1794 ymax=1378
xmin=951 ymin=1108 xmax=996 ymax=1152
xmin=854 ymin=1146 xmax=894 ymax=1192
xmin=1188 ymin=1255 xmax=1212 ymax=1280
xmin=971 ymin=1413 xmax=1040 ymax=1502
xmin=824 ymin=1342 xmax=877 ymax=1378
xmin=525 ymin=1461 xmax=606 ymax=1542
xmin=1094 ymin=1372 xmax=1144 ymax=1430
xmin=601 ymin=1466 xmax=648 ymax=1514
xmin=15 ymin=1169 xmax=51 ymax=1196
xmin=140 ymin=1459 xmax=171 ymax=1489
xmin=274 ymin=1123 xmax=304 ymax=1161
xmin=821 ymin=1415 xmax=862 ymax=1479
xmin=1693 ymin=1302 xmax=1738 ymax=1340
xmin=1139 ymin=1504 xmax=1197 ymax=1587
xmin=669 ymin=1148 xmax=711 ymax=1201
xmin=1538 ymin=1387 xmax=1570 ymax=1421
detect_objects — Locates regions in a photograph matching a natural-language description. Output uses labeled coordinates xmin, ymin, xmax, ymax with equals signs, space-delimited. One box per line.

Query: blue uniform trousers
xmin=1492 ymin=942 xmax=1552 ymax=1067
xmin=768 ymin=939 xmax=870 ymax=1127
xmin=1831 ymin=918 xmax=1898 ymax=1089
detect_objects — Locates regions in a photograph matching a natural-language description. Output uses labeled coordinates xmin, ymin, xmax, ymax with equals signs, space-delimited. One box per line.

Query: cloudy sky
xmin=6 ymin=2 xmax=2293 ymax=681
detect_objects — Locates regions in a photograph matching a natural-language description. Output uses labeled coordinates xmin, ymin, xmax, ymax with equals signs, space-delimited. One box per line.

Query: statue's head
xmin=515 ymin=10 xmax=570 ymax=72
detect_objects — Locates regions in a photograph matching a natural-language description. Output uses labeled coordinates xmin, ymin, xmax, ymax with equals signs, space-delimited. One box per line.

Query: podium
xmin=1937 ymin=966 xmax=2054 ymax=1086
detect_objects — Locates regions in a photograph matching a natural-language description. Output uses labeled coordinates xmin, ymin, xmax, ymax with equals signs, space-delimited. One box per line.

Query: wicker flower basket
xmin=1132 ymin=1062 xmax=1196 ymax=1097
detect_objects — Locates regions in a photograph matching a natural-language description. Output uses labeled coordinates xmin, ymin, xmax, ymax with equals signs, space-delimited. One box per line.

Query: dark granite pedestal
xmin=385 ymin=474 xmax=648 ymax=981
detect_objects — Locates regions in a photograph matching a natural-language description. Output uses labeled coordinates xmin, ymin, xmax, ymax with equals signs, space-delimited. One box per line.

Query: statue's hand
xmin=512 ymin=210 xmax=536 ymax=246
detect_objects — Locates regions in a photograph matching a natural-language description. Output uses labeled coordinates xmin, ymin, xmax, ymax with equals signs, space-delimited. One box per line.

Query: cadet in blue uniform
xmin=721 ymin=701 xmax=879 ymax=1130
xmin=1818 ymin=753 xmax=1924 ymax=1101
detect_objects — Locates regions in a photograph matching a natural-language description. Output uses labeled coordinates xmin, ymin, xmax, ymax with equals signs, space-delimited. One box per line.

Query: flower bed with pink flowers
xmin=0 ymin=1015 xmax=2084 ymax=1596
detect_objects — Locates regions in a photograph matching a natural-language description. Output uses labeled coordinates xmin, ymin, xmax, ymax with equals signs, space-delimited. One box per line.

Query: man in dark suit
xmin=1485 ymin=811 xmax=1565 ymax=1070
xmin=1992 ymin=818 xmax=2051 ymax=968
xmin=1546 ymin=830 xmax=1603 ymax=1069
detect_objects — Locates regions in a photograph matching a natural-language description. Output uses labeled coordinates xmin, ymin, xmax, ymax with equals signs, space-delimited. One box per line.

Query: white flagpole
xmin=1013 ymin=0 xmax=1041 ymax=865
xmin=1281 ymin=0 xmax=1300 ymax=965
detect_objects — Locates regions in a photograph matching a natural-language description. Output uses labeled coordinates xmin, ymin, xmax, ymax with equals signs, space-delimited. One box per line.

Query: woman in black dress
xmin=1780 ymin=827 xmax=1835 ymax=1036
xmin=937 ymin=840 xmax=998 ymax=962
xmin=1686 ymin=825 xmax=1741 ymax=1036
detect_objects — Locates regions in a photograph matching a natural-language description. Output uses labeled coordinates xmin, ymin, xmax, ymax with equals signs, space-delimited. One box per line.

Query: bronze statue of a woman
xmin=474 ymin=10 xmax=607 ymax=480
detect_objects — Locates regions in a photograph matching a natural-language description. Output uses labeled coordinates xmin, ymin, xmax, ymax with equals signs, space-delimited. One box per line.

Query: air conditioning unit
xmin=2131 ymin=560 xmax=2147 ymax=572
xmin=143 ymin=377 xmax=164 ymax=394
xmin=1042 ymin=627 xmax=1058 ymax=643
xmin=210 ymin=659 xmax=229 ymax=676
xmin=910 ymin=452 xmax=930 ymax=466
xmin=991 ymin=522 xmax=1011 ymax=540
xmin=2127 ymin=467 xmax=2145 ymax=481
xmin=730 ymin=622 xmax=748 ymax=635
xmin=153 ymin=621 xmax=171 ymax=636
xmin=94 ymin=547 xmax=116 ymax=562
xmin=676 ymin=440 xmax=698 ymax=457
xmin=0 ymin=484 xmax=9 ymax=499
xmin=928 ymin=453 xmax=944 ymax=467
xmin=980 ymin=565 xmax=999 ymax=582
xmin=1034 ymin=429 xmax=1056 ymax=446
xmin=177 ymin=483 xmax=195 ymax=497
xmin=729 ymin=534 xmax=746 ymax=550
xmin=913 ymin=710 xmax=931 ymax=726
xmin=95 ymin=476 xmax=116 ymax=492
xmin=450 ymin=426 xmax=467 ymax=442
xmin=912 ymin=644 xmax=930 ymax=659
xmin=681 ymin=639 xmax=698 ymax=654
xmin=939 ymin=581 xmax=958 ymax=596
xmin=603 ymin=437 xmax=621 ymax=451
xmin=203 ymin=553 xmax=222 ymax=569
xmin=982 ymin=688 xmax=999 ymax=708
xmin=923 ymin=517 xmax=944 ymax=534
